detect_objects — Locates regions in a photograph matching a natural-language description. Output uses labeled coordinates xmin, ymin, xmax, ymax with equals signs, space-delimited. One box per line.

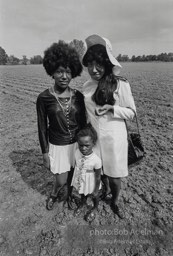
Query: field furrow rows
xmin=0 ymin=78 xmax=51 ymax=89
xmin=0 ymin=84 xmax=38 ymax=97
xmin=1 ymin=89 xmax=36 ymax=103
xmin=0 ymin=81 xmax=46 ymax=95
xmin=0 ymin=63 xmax=172 ymax=256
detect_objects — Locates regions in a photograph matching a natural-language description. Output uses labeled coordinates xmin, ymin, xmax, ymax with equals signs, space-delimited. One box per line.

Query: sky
xmin=0 ymin=0 xmax=173 ymax=59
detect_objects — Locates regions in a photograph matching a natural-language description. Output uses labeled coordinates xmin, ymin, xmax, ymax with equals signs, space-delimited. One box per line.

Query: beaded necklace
xmin=52 ymin=86 xmax=72 ymax=116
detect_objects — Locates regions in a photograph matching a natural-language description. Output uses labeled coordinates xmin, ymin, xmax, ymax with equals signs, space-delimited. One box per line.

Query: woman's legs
xmin=52 ymin=172 xmax=68 ymax=196
xmin=108 ymin=177 xmax=124 ymax=219
xmin=66 ymin=168 xmax=78 ymax=210
xmin=47 ymin=172 xmax=68 ymax=210
xmin=101 ymin=174 xmax=111 ymax=198
xmin=67 ymin=167 xmax=74 ymax=198
xmin=108 ymin=177 xmax=121 ymax=205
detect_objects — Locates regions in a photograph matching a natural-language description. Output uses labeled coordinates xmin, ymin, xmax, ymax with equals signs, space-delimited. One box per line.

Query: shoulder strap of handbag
xmin=115 ymin=78 xmax=140 ymax=136
xmin=124 ymin=109 xmax=140 ymax=136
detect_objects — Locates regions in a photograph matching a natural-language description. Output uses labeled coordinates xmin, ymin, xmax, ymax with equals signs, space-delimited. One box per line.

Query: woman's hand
xmin=43 ymin=153 xmax=50 ymax=169
xmin=95 ymin=105 xmax=113 ymax=116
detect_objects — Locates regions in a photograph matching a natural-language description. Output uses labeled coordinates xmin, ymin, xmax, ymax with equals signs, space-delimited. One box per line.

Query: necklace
xmin=52 ymin=87 xmax=72 ymax=116
xmin=57 ymin=97 xmax=71 ymax=116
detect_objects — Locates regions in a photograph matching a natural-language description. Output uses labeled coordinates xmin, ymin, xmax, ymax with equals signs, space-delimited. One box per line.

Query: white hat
xmin=82 ymin=34 xmax=122 ymax=75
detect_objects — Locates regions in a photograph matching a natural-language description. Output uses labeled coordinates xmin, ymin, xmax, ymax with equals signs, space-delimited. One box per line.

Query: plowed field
xmin=0 ymin=63 xmax=172 ymax=256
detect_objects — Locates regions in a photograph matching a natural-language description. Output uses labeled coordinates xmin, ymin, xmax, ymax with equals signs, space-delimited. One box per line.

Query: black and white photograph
xmin=0 ymin=0 xmax=172 ymax=255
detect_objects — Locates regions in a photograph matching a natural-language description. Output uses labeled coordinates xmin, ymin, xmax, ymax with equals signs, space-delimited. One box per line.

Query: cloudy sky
xmin=0 ymin=0 xmax=173 ymax=58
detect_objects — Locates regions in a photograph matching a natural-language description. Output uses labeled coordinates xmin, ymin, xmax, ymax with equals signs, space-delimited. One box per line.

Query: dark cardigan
xmin=36 ymin=88 xmax=86 ymax=153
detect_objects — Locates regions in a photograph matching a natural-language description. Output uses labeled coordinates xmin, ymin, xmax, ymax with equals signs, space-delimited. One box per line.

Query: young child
xmin=71 ymin=124 xmax=102 ymax=219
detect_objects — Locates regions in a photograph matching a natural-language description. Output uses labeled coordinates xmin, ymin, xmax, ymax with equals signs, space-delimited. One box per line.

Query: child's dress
xmin=71 ymin=149 xmax=102 ymax=196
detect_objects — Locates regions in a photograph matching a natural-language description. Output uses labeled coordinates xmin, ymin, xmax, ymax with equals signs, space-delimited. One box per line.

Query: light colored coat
xmin=82 ymin=78 xmax=136 ymax=178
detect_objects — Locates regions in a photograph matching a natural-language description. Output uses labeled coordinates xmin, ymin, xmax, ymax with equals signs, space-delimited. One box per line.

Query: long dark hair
xmin=92 ymin=74 xmax=118 ymax=106
xmin=83 ymin=45 xmax=114 ymax=75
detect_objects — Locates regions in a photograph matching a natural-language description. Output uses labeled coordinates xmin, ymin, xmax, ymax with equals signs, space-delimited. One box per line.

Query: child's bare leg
xmin=85 ymin=196 xmax=99 ymax=222
xmin=74 ymin=194 xmax=87 ymax=216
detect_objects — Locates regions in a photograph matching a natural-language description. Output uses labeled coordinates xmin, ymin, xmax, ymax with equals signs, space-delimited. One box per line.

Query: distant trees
xmin=30 ymin=55 xmax=43 ymax=64
xmin=1 ymin=44 xmax=173 ymax=65
xmin=116 ymin=52 xmax=173 ymax=62
xmin=0 ymin=46 xmax=8 ymax=65
xmin=157 ymin=53 xmax=173 ymax=62
xmin=7 ymin=55 xmax=20 ymax=65
xmin=69 ymin=39 xmax=86 ymax=59
xmin=130 ymin=53 xmax=173 ymax=62
xmin=117 ymin=54 xmax=130 ymax=62
xmin=22 ymin=55 xmax=27 ymax=65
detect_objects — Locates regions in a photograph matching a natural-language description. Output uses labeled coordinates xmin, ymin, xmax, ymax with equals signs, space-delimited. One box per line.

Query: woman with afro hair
xmin=36 ymin=40 xmax=86 ymax=210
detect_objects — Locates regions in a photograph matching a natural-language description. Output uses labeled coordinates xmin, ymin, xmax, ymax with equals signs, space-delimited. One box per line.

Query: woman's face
xmin=53 ymin=66 xmax=72 ymax=91
xmin=87 ymin=61 xmax=105 ymax=81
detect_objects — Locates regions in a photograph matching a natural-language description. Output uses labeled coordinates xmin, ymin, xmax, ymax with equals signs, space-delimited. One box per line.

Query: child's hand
xmin=95 ymin=105 xmax=113 ymax=116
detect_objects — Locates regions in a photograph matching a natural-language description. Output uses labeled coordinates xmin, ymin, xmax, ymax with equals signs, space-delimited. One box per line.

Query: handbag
xmin=125 ymin=111 xmax=145 ymax=166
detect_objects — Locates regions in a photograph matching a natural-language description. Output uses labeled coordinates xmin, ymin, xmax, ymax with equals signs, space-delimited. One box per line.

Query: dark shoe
xmin=101 ymin=190 xmax=111 ymax=200
xmin=84 ymin=210 xmax=96 ymax=223
xmin=74 ymin=195 xmax=87 ymax=216
xmin=111 ymin=203 xmax=125 ymax=219
xmin=74 ymin=206 xmax=82 ymax=216
xmin=46 ymin=195 xmax=57 ymax=210
xmin=67 ymin=196 xmax=78 ymax=210
xmin=57 ymin=185 xmax=68 ymax=202
xmin=74 ymin=200 xmax=85 ymax=216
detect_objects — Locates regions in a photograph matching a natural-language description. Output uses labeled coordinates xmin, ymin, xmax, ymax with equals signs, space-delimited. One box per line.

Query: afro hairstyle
xmin=43 ymin=40 xmax=83 ymax=78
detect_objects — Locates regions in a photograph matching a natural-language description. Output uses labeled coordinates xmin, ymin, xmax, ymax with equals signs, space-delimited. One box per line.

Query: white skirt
xmin=49 ymin=143 xmax=77 ymax=174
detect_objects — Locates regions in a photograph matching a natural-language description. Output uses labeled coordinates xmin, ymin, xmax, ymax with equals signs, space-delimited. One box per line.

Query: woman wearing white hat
xmin=82 ymin=34 xmax=136 ymax=218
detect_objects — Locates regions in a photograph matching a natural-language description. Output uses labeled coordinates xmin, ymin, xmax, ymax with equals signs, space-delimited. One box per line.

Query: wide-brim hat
xmin=82 ymin=34 xmax=122 ymax=75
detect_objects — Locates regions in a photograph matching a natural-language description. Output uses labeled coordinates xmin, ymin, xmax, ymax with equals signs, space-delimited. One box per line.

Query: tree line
xmin=1 ymin=43 xmax=173 ymax=65
xmin=117 ymin=53 xmax=173 ymax=62
xmin=0 ymin=46 xmax=43 ymax=65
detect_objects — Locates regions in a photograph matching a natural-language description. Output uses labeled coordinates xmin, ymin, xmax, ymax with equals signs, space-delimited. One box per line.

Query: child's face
xmin=78 ymin=136 xmax=94 ymax=156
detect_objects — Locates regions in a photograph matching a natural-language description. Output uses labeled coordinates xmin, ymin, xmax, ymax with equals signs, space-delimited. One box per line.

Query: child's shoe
xmin=84 ymin=210 xmax=96 ymax=223
xmin=46 ymin=195 xmax=57 ymax=210
xmin=74 ymin=196 xmax=87 ymax=216
xmin=67 ymin=196 xmax=78 ymax=210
